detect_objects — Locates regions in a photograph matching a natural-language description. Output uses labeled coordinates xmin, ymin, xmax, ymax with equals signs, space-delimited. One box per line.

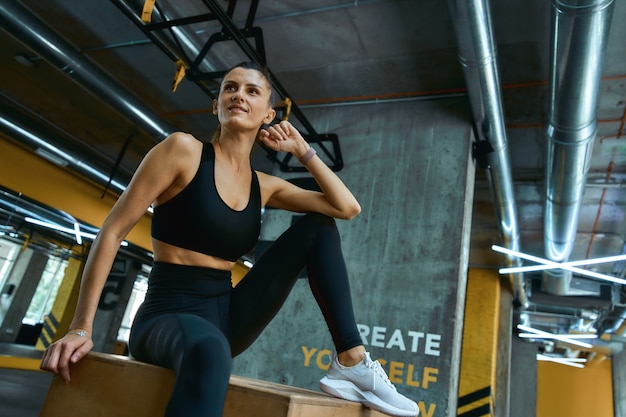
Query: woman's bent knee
xmin=185 ymin=333 xmax=232 ymax=372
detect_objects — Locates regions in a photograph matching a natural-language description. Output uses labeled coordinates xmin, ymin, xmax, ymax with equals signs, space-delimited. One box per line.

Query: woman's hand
xmin=258 ymin=120 xmax=308 ymax=158
xmin=40 ymin=331 xmax=94 ymax=383
xmin=258 ymin=121 xmax=361 ymax=220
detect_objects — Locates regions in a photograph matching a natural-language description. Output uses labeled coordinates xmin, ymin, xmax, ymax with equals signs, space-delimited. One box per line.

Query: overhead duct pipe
xmin=0 ymin=95 xmax=127 ymax=195
xmin=448 ymin=0 xmax=526 ymax=306
xmin=543 ymin=0 xmax=615 ymax=294
xmin=0 ymin=0 xmax=175 ymax=141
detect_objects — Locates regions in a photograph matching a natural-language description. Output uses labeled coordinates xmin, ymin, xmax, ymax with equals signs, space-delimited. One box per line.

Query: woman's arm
xmin=257 ymin=121 xmax=361 ymax=220
xmin=39 ymin=132 xmax=198 ymax=382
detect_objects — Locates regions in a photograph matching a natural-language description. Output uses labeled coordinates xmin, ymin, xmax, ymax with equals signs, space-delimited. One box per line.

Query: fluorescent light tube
xmin=537 ymin=354 xmax=586 ymax=368
xmin=517 ymin=324 xmax=593 ymax=348
xmin=518 ymin=333 xmax=597 ymax=340
xmin=24 ymin=217 xmax=127 ymax=247
xmin=493 ymin=245 xmax=626 ymax=285
xmin=73 ymin=222 xmax=83 ymax=245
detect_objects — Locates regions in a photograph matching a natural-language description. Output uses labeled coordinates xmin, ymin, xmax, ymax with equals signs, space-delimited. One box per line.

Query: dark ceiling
xmin=0 ymin=0 xmax=625 ymax=357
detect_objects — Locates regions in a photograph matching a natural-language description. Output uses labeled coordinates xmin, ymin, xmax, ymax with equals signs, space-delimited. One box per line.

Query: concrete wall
xmin=232 ymin=97 xmax=474 ymax=417
xmin=510 ymin=336 xmax=538 ymax=417
xmin=92 ymin=256 xmax=140 ymax=353
xmin=614 ymin=348 xmax=626 ymax=417
xmin=496 ymin=278 xmax=513 ymax=417
xmin=0 ymin=248 xmax=48 ymax=343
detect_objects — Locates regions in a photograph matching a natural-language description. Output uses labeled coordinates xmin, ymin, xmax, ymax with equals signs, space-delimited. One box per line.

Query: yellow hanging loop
xmin=282 ymin=97 xmax=292 ymax=121
xmin=172 ymin=60 xmax=186 ymax=92
xmin=142 ymin=0 xmax=156 ymax=23
xmin=20 ymin=234 xmax=31 ymax=253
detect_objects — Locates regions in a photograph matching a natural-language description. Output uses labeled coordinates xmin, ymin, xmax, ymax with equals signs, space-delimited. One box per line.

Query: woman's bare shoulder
xmin=147 ymin=132 xmax=202 ymax=161
xmin=162 ymin=131 xmax=202 ymax=149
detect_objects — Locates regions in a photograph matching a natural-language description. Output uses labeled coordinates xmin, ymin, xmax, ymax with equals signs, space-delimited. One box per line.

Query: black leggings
xmin=128 ymin=213 xmax=362 ymax=417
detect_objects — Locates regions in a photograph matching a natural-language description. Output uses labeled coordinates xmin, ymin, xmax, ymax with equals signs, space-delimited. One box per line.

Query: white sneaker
xmin=319 ymin=352 xmax=419 ymax=417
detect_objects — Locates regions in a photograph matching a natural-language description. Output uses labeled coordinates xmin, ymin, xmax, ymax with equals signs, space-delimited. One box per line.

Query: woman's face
xmin=213 ymin=67 xmax=275 ymax=131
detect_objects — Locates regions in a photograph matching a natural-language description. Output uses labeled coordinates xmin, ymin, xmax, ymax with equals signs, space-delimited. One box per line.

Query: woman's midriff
xmin=151 ymin=238 xmax=236 ymax=271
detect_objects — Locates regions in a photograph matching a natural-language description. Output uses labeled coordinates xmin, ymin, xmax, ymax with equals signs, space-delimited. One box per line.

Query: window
xmin=116 ymin=266 xmax=150 ymax=343
xmin=0 ymin=239 xmax=20 ymax=324
xmin=22 ymin=254 xmax=69 ymax=325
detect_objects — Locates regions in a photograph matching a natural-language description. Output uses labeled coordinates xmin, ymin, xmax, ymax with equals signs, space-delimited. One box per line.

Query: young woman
xmin=40 ymin=62 xmax=419 ymax=417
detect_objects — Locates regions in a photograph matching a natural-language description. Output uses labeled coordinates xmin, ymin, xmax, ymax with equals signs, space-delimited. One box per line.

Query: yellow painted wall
xmin=37 ymin=257 xmax=85 ymax=350
xmin=0 ymin=138 xmax=152 ymax=251
xmin=537 ymin=359 xmax=614 ymax=417
xmin=457 ymin=268 xmax=500 ymax=415
xmin=0 ymin=137 xmax=254 ymax=284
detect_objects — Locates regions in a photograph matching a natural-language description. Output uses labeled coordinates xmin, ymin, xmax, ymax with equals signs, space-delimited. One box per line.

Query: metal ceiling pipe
xmin=448 ymin=0 xmax=527 ymax=307
xmin=600 ymin=306 xmax=626 ymax=335
xmin=543 ymin=0 xmax=615 ymax=295
xmin=0 ymin=0 xmax=175 ymax=141
xmin=0 ymin=109 xmax=127 ymax=196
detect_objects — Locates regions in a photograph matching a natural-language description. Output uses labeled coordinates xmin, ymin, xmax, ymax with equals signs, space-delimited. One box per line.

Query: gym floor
xmin=0 ymin=343 xmax=52 ymax=417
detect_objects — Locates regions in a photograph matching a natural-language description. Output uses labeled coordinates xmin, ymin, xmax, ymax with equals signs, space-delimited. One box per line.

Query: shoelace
xmin=364 ymin=355 xmax=397 ymax=392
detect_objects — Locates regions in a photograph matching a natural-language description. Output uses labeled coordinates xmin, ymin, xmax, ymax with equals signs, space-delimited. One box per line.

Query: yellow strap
xmin=172 ymin=60 xmax=186 ymax=92
xmin=282 ymin=97 xmax=292 ymax=121
xmin=142 ymin=0 xmax=156 ymax=23
xmin=21 ymin=234 xmax=30 ymax=253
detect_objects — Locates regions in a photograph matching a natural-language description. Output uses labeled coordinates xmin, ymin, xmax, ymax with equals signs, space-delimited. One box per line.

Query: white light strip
xmin=73 ymin=222 xmax=83 ymax=245
xmin=492 ymin=245 xmax=626 ymax=285
xmin=25 ymin=217 xmax=128 ymax=247
xmin=517 ymin=324 xmax=593 ymax=348
xmin=537 ymin=354 xmax=587 ymax=363
xmin=500 ymin=253 xmax=626 ymax=273
xmin=0 ymin=117 xmax=127 ymax=193
xmin=537 ymin=354 xmax=586 ymax=368
xmin=25 ymin=217 xmax=96 ymax=239
xmin=518 ymin=333 xmax=598 ymax=340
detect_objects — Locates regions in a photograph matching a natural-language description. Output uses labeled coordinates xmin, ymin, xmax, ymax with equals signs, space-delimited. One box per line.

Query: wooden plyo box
xmin=39 ymin=352 xmax=175 ymax=417
xmin=225 ymin=375 xmax=386 ymax=417
xmin=39 ymin=352 xmax=384 ymax=417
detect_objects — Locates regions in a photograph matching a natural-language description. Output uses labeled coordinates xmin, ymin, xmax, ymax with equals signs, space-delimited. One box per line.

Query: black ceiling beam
xmin=111 ymin=0 xmax=343 ymax=171
xmin=244 ymin=0 xmax=259 ymax=29
xmin=185 ymin=27 xmax=266 ymax=80
xmin=110 ymin=0 xmax=218 ymax=99
xmin=200 ymin=0 xmax=342 ymax=171
xmin=142 ymin=13 xmax=217 ymax=31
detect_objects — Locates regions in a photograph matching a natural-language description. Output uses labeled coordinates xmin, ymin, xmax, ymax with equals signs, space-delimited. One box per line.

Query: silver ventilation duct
xmin=543 ymin=0 xmax=615 ymax=295
xmin=448 ymin=0 xmax=526 ymax=306
xmin=0 ymin=94 xmax=127 ymax=195
xmin=0 ymin=0 xmax=175 ymax=141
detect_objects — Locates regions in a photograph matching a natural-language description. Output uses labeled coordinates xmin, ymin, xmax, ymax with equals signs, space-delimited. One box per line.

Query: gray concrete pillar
xmin=0 ymin=248 xmax=49 ymax=342
xmin=614 ymin=348 xmax=626 ymax=417
xmin=510 ymin=336 xmax=538 ymax=417
xmin=92 ymin=255 xmax=140 ymax=353
xmin=496 ymin=278 xmax=513 ymax=417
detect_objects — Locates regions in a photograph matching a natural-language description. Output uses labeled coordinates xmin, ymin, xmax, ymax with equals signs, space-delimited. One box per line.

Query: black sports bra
xmin=151 ymin=141 xmax=261 ymax=262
